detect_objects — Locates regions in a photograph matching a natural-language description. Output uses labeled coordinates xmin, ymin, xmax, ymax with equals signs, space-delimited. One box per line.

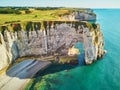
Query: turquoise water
xmin=26 ymin=9 xmax=120 ymax=90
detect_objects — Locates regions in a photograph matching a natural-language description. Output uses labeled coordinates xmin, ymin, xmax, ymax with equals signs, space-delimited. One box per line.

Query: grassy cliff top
xmin=0 ymin=7 xmax=96 ymax=25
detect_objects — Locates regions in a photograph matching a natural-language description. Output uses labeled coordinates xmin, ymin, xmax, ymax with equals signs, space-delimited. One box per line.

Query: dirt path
xmin=0 ymin=60 xmax=51 ymax=90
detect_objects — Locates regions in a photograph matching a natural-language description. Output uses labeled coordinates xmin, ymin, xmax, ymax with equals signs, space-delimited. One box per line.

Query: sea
xmin=25 ymin=9 xmax=120 ymax=90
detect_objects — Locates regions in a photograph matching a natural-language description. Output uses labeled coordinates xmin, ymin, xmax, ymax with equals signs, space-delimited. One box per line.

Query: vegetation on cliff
xmin=0 ymin=20 xmax=93 ymax=37
xmin=0 ymin=7 xmax=96 ymax=25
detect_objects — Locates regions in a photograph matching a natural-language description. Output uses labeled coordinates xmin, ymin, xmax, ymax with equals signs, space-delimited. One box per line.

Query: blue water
xmin=26 ymin=9 xmax=120 ymax=90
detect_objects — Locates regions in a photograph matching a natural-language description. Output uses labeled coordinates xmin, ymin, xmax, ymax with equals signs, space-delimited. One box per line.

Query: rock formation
xmin=60 ymin=9 xmax=96 ymax=21
xmin=0 ymin=21 xmax=105 ymax=70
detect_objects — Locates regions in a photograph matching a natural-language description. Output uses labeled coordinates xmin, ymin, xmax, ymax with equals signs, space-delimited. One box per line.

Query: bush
xmin=14 ymin=10 xmax=21 ymax=14
xmin=25 ymin=10 xmax=31 ymax=14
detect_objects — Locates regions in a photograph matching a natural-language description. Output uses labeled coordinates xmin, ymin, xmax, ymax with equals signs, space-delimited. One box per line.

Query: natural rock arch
xmin=0 ymin=21 xmax=105 ymax=70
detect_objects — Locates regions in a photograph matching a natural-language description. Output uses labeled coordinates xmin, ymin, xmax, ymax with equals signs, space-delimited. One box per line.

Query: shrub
xmin=25 ymin=10 xmax=31 ymax=14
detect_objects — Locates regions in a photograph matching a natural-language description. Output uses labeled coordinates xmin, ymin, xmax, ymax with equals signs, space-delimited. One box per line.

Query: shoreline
xmin=0 ymin=59 xmax=51 ymax=90
xmin=0 ymin=54 xmax=78 ymax=75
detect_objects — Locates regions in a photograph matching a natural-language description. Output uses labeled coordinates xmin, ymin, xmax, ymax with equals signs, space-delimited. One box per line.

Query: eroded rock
xmin=0 ymin=21 xmax=105 ymax=70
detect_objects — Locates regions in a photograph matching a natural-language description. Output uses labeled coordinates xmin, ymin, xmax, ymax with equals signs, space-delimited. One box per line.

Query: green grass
xmin=0 ymin=10 xmax=54 ymax=25
xmin=0 ymin=9 xmax=71 ymax=25
xmin=0 ymin=8 xmax=96 ymax=25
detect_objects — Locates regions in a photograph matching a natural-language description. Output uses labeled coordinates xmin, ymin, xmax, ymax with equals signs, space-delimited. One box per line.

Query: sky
xmin=0 ymin=0 xmax=120 ymax=8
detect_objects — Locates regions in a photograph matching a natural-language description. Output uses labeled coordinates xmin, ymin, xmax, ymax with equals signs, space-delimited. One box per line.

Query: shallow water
xmin=26 ymin=9 xmax=120 ymax=90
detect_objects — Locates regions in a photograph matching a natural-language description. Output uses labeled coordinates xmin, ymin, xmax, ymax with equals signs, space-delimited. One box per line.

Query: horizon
xmin=0 ymin=6 xmax=120 ymax=9
xmin=0 ymin=0 xmax=120 ymax=8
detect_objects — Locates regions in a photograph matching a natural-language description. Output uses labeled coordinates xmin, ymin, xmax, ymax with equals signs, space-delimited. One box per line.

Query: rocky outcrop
xmin=0 ymin=21 xmax=105 ymax=70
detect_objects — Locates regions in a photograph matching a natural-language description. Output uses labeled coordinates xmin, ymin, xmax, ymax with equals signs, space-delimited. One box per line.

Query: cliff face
xmin=75 ymin=12 xmax=96 ymax=21
xmin=0 ymin=21 xmax=104 ymax=70
xmin=60 ymin=10 xmax=96 ymax=21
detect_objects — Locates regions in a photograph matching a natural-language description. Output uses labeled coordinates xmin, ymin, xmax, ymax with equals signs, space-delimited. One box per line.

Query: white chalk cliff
xmin=0 ymin=21 xmax=105 ymax=70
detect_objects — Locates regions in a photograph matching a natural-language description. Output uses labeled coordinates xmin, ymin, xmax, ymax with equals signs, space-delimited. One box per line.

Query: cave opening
xmin=73 ymin=42 xmax=85 ymax=65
